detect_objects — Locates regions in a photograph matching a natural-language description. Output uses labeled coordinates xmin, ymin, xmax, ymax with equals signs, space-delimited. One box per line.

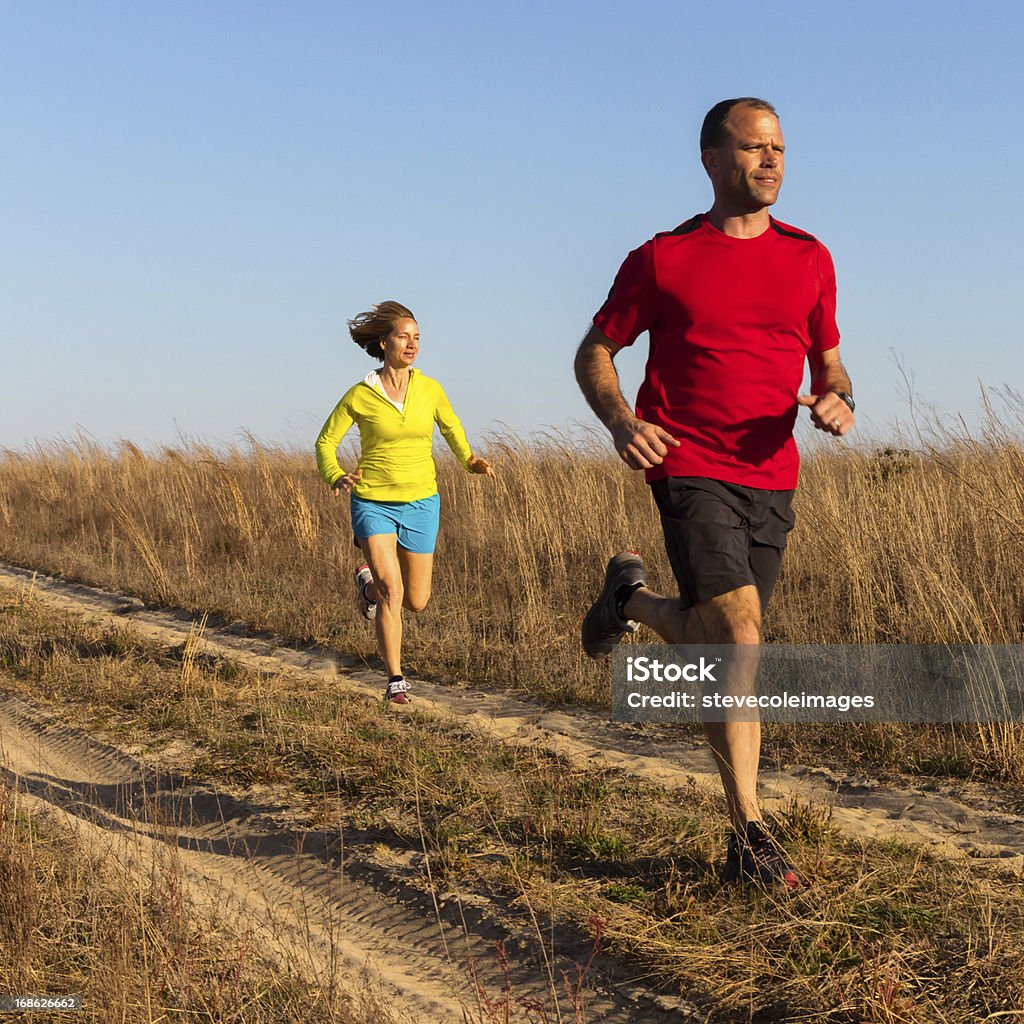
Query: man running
xmin=575 ymin=97 xmax=855 ymax=889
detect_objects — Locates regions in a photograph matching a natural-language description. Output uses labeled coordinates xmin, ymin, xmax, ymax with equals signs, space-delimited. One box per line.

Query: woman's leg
xmin=358 ymin=533 xmax=404 ymax=678
xmin=398 ymin=549 xmax=434 ymax=612
xmin=394 ymin=494 xmax=438 ymax=614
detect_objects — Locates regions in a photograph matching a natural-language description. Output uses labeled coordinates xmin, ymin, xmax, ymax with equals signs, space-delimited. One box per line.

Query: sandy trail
xmin=2 ymin=562 xmax=1021 ymax=874
xmin=0 ymin=693 xmax=694 ymax=1023
xmin=2 ymin=563 xmax=1024 ymax=1022
xmin=0 ymin=564 xmax=698 ymax=1023
xmin=0 ymin=691 xmax=484 ymax=1022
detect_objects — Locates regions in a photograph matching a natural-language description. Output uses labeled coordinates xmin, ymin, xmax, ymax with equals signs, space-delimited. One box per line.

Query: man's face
xmin=704 ymin=105 xmax=785 ymax=211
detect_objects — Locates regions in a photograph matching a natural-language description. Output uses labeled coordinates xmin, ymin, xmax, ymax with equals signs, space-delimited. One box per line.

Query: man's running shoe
xmin=354 ymin=564 xmax=377 ymax=621
xmin=384 ymin=677 xmax=411 ymax=705
xmin=723 ymin=821 xmax=805 ymax=891
xmin=581 ymin=551 xmax=647 ymax=658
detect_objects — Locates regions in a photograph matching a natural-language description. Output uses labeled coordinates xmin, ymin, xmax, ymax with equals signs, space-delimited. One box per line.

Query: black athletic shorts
xmin=649 ymin=476 xmax=796 ymax=611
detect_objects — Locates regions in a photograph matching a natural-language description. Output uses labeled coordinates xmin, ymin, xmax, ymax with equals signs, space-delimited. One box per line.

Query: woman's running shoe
xmin=384 ymin=677 xmax=411 ymax=705
xmin=354 ymin=564 xmax=377 ymax=621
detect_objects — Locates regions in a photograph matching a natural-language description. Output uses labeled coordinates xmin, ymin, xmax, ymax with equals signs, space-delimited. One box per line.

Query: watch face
xmin=837 ymin=391 xmax=856 ymax=413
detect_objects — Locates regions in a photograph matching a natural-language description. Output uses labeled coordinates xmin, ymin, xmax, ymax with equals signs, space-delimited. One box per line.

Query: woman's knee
xmin=374 ymin=575 xmax=404 ymax=608
xmin=402 ymin=591 xmax=431 ymax=614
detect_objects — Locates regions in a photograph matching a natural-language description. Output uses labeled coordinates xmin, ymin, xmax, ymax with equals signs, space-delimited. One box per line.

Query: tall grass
xmin=2 ymin=406 xmax=1024 ymax=779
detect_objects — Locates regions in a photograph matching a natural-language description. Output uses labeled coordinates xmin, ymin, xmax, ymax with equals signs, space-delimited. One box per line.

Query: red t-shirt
xmin=593 ymin=214 xmax=840 ymax=489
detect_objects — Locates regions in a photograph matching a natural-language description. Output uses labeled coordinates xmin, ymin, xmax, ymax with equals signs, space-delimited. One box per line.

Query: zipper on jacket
xmin=361 ymin=368 xmax=415 ymax=422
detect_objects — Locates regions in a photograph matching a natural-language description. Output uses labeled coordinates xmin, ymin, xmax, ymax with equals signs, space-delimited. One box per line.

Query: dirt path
xmin=0 ymin=564 xmax=701 ymax=1023
xmin=2 ymin=562 xmax=1022 ymax=874
xmin=3 ymin=565 xmax=1024 ymax=1021
xmin=0 ymin=691 xmax=695 ymax=1023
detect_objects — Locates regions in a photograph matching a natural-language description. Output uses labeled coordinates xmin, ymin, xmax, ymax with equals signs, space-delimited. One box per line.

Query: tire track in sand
xmin=0 ymin=691 xmax=697 ymax=1023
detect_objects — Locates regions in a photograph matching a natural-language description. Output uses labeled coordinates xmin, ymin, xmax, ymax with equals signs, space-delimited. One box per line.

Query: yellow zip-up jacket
xmin=315 ymin=369 xmax=473 ymax=502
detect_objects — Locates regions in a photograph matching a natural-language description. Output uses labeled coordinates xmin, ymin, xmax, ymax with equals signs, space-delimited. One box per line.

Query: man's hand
xmin=611 ymin=416 xmax=681 ymax=469
xmin=797 ymin=393 xmax=855 ymax=436
xmin=332 ymin=469 xmax=362 ymax=495
xmin=575 ymin=325 xmax=681 ymax=467
xmin=467 ymin=455 xmax=497 ymax=479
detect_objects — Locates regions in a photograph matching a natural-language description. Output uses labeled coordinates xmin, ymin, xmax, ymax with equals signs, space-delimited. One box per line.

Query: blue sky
xmin=2 ymin=1 xmax=1021 ymax=451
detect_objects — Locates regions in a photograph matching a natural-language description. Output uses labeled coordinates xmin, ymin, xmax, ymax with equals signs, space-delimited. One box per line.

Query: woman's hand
xmin=467 ymin=455 xmax=496 ymax=480
xmin=332 ymin=469 xmax=362 ymax=495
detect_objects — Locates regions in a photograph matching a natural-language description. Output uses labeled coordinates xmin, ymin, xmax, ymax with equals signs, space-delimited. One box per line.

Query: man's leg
xmin=626 ymin=576 xmax=801 ymax=887
xmin=623 ymin=582 xmax=764 ymax=830
xmin=602 ymin=479 xmax=800 ymax=885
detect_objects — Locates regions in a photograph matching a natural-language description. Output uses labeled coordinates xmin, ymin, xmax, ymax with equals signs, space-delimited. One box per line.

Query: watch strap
xmin=835 ymin=391 xmax=855 ymax=413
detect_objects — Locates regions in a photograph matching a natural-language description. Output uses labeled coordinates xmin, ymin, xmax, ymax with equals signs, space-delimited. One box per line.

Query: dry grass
xmin=3 ymin=590 xmax=1024 ymax=1022
xmin=1 ymin=410 xmax=1024 ymax=781
xmin=0 ymin=783 xmax=395 ymax=1024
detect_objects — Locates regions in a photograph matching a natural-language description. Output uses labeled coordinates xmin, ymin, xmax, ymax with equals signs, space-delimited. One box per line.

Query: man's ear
xmin=701 ymin=149 xmax=717 ymax=174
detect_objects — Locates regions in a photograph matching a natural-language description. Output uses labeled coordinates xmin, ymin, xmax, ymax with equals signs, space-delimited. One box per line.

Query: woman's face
xmin=380 ymin=318 xmax=419 ymax=368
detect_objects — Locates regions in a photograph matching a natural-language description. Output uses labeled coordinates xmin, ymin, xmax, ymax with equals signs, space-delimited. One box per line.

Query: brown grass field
xmin=2 ymin=416 xmax=1024 ymax=782
xmin=2 ymin=416 xmax=1024 ymax=1021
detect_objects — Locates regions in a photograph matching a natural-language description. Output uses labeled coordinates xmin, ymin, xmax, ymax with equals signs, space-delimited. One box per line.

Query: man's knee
xmin=693 ymin=587 xmax=762 ymax=644
xmin=719 ymin=615 xmax=761 ymax=645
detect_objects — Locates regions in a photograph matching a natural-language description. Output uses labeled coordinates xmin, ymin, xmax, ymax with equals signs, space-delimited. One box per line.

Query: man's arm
xmin=574 ymin=324 xmax=680 ymax=469
xmin=797 ymin=346 xmax=855 ymax=436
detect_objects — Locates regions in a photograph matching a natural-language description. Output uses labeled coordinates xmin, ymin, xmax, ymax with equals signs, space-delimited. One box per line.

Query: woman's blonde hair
xmin=348 ymin=301 xmax=415 ymax=359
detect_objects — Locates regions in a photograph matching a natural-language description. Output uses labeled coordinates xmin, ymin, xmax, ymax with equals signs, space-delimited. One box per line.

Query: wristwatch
xmin=834 ymin=391 xmax=855 ymax=413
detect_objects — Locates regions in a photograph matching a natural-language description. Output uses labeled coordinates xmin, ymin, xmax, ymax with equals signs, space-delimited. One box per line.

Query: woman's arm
xmin=433 ymin=384 xmax=473 ymax=468
xmin=315 ymin=397 xmax=356 ymax=489
xmin=433 ymin=383 xmax=496 ymax=479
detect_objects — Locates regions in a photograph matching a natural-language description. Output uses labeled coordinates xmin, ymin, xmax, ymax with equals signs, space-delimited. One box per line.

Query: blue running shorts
xmin=349 ymin=493 xmax=441 ymax=554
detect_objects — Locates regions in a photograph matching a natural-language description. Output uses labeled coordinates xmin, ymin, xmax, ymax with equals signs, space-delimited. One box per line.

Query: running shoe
xmin=581 ymin=551 xmax=647 ymax=658
xmin=723 ymin=821 xmax=805 ymax=890
xmin=384 ymin=677 xmax=411 ymax=705
xmin=354 ymin=564 xmax=377 ymax=621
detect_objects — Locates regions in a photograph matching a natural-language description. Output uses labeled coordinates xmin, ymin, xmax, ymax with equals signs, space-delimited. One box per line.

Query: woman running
xmin=316 ymin=301 xmax=495 ymax=704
